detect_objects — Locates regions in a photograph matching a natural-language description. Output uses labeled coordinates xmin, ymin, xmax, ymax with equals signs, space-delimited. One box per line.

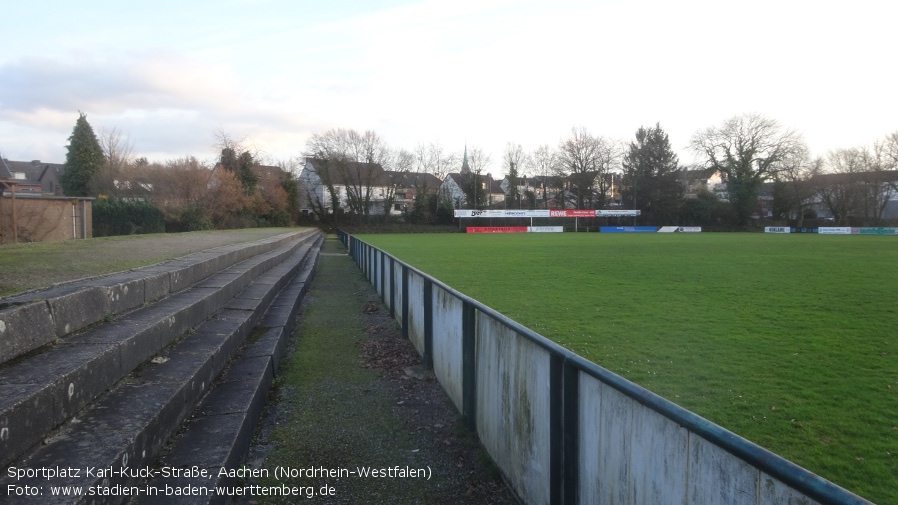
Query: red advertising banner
xmin=466 ymin=227 xmax=529 ymax=234
xmin=549 ymin=210 xmax=596 ymax=217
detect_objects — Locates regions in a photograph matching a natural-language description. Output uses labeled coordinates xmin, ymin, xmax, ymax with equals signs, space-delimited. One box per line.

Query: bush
xmin=178 ymin=206 xmax=214 ymax=232
xmin=93 ymin=197 xmax=165 ymax=237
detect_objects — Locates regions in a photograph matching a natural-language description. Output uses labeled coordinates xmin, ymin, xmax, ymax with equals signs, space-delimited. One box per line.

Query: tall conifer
xmin=61 ymin=112 xmax=105 ymax=196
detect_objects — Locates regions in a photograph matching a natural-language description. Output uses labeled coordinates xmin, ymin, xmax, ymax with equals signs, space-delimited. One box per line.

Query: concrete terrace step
xmin=0 ymin=230 xmax=313 ymax=365
xmin=0 ymin=231 xmax=323 ymax=504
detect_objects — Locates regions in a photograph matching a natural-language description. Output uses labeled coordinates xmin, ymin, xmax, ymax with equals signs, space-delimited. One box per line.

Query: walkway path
xmin=241 ymin=235 xmax=516 ymax=504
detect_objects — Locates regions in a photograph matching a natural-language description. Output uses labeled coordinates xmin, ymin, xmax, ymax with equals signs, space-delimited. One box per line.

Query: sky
xmin=1 ymin=0 xmax=896 ymax=175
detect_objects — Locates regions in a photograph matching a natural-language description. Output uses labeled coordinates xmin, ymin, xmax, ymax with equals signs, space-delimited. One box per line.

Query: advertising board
xmin=857 ymin=227 xmax=898 ymax=235
xmin=466 ymin=227 xmax=529 ymax=233
xmin=764 ymin=227 xmax=791 ymax=234
xmin=454 ymin=210 xmax=551 ymax=218
xmin=818 ymin=227 xmax=852 ymax=235
xmin=600 ymin=226 xmax=658 ymax=233
xmin=596 ymin=209 xmax=641 ymax=217
xmin=549 ymin=210 xmax=596 ymax=218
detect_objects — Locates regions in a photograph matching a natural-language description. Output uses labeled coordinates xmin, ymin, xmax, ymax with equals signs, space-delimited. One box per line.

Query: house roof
xmin=305 ymin=158 xmax=391 ymax=186
xmin=445 ymin=172 xmax=503 ymax=193
xmin=253 ymin=164 xmax=286 ymax=185
xmin=388 ymin=171 xmax=441 ymax=190
xmin=0 ymin=157 xmax=13 ymax=180
xmin=807 ymin=170 xmax=898 ymax=186
xmin=3 ymin=159 xmax=65 ymax=184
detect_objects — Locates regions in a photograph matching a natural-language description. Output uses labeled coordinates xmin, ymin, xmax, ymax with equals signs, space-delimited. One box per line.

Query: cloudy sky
xmin=1 ymin=0 xmax=895 ymax=174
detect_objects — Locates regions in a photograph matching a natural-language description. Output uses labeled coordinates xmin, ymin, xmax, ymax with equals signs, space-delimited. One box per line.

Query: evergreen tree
xmin=61 ymin=112 xmax=105 ymax=196
xmin=621 ymin=123 xmax=683 ymax=224
xmin=219 ymin=147 xmax=258 ymax=195
xmin=506 ymin=161 xmax=520 ymax=208
xmin=236 ymin=151 xmax=258 ymax=195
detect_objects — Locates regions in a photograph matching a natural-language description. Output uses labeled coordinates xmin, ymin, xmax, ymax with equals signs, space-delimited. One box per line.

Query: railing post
xmin=551 ymin=356 xmax=580 ymax=505
xmin=401 ymin=265 xmax=409 ymax=339
xmin=462 ymin=301 xmax=476 ymax=432
xmin=562 ymin=359 xmax=579 ymax=505
xmin=550 ymin=355 xmax=562 ymax=505
xmin=389 ymin=257 xmax=396 ymax=319
xmin=422 ymin=279 xmax=433 ymax=369
xmin=380 ymin=251 xmax=385 ymax=298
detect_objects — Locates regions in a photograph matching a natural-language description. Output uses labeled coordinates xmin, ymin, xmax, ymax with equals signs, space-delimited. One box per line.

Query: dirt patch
xmin=359 ymin=300 xmax=516 ymax=505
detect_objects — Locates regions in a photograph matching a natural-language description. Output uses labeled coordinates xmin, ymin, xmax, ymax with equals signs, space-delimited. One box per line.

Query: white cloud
xmin=1 ymin=0 xmax=895 ymax=171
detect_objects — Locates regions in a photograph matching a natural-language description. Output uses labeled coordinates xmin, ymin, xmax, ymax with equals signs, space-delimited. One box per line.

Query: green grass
xmin=256 ymin=237 xmax=512 ymax=504
xmin=358 ymin=232 xmax=898 ymax=505
xmin=0 ymin=228 xmax=294 ymax=297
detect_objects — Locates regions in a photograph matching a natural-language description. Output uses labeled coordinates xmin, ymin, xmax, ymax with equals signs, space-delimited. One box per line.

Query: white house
xmin=299 ymin=158 xmax=443 ymax=218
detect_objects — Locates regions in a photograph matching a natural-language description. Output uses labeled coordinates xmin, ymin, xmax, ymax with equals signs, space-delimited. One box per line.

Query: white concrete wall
xmin=476 ymin=314 xmax=552 ymax=505
xmin=406 ymin=271 xmax=425 ymax=356
xmin=579 ymin=374 xmax=689 ymax=505
xmin=432 ymin=285 xmax=464 ymax=411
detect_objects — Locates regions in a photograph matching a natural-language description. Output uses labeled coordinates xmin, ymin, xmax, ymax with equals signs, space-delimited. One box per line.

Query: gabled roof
xmin=253 ymin=164 xmax=286 ymax=186
xmin=444 ymin=172 xmax=504 ymax=193
xmin=807 ymin=170 xmax=898 ymax=186
xmin=388 ymin=171 xmax=441 ymax=190
xmin=0 ymin=157 xmax=13 ymax=180
xmin=4 ymin=159 xmax=65 ymax=184
xmin=305 ymin=158 xmax=391 ymax=186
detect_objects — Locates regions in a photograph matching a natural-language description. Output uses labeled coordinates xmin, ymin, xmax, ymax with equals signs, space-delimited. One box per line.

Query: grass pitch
xmin=358 ymin=232 xmax=898 ymax=504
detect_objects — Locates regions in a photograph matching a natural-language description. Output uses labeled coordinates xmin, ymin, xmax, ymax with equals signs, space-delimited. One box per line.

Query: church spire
xmin=461 ymin=144 xmax=470 ymax=174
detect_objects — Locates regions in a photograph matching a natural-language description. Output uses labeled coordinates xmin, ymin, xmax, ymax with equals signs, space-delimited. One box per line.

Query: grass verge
xmin=252 ymin=236 xmax=513 ymax=504
xmin=0 ymin=228 xmax=296 ymax=297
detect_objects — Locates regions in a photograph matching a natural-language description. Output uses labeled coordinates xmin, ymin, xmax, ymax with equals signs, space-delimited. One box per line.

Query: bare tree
xmin=304 ymin=128 xmax=393 ymax=221
xmin=382 ymin=148 xmax=415 ymax=217
xmin=884 ymin=132 xmax=898 ymax=165
xmin=90 ymin=127 xmax=135 ymax=196
xmin=414 ymin=142 xmax=458 ymax=181
xmin=814 ymin=148 xmax=865 ymax=225
xmin=690 ymin=113 xmax=805 ymax=225
xmin=503 ymin=143 xmax=529 ymax=208
xmin=530 ymin=144 xmax=558 ymax=208
xmin=858 ymin=139 xmax=898 ymax=225
xmin=557 ymin=127 xmax=618 ymax=208
xmin=771 ymin=144 xmax=816 ymax=226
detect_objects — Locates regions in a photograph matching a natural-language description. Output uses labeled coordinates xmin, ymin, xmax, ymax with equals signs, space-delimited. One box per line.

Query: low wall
xmin=339 ymin=231 xmax=872 ymax=505
xmin=0 ymin=194 xmax=92 ymax=243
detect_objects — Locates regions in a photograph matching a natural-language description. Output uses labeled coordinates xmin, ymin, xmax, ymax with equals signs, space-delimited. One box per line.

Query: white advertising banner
xmin=454 ymin=209 xmax=550 ymax=218
xmin=818 ymin=227 xmax=853 ymax=235
xmin=596 ymin=209 xmax=641 ymax=217
xmin=764 ymin=227 xmax=791 ymax=234
xmin=528 ymin=226 xmax=564 ymax=233
xmin=659 ymin=226 xmax=702 ymax=233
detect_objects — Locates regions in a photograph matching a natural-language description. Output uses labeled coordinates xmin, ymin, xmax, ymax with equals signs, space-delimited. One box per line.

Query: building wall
xmin=0 ymin=196 xmax=92 ymax=243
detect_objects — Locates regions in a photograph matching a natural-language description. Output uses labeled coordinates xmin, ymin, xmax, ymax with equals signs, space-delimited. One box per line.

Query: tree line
xmin=61 ymin=111 xmax=898 ymax=234
xmin=62 ymin=113 xmax=303 ymax=235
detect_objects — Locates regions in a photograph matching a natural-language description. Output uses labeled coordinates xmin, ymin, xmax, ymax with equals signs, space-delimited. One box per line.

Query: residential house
xmin=2 ymin=159 xmax=65 ymax=194
xmin=0 ymin=157 xmax=92 ymax=243
xmin=299 ymin=158 xmax=441 ymax=218
xmin=441 ymin=171 xmax=504 ymax=209
xmin=678 ymin=167 xmax=720 ymax=199
xmin=499 ymin=175 xmax=572 ymax=209
xmin=389 ymin=171 xmax=442 ymax=214
xmin=804 ymin=170 xmax=898 ymax=224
